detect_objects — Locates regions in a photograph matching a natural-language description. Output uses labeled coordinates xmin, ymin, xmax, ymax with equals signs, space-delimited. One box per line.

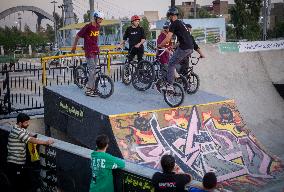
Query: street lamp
xmin=51 ymin=1 xmax=58 ymax=47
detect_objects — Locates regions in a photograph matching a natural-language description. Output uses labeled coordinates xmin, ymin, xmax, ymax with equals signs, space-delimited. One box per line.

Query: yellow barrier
xmin=41 ymin=51 xmax=156 ymax=86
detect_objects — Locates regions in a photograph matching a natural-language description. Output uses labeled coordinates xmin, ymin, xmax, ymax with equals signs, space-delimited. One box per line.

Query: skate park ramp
xmin=109 ymin=100 xmax=283 ymax=192
xmin=194 ymin=45 xmax=284 ymax=162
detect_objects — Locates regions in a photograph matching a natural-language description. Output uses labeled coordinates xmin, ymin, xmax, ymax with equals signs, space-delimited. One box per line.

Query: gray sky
xmin=0 ymin=0 xmax=282 ymax=31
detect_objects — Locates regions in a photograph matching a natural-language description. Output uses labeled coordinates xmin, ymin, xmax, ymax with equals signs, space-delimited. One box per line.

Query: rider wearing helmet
xmin=158 ymin=7 xmax=194 ymax=90
xmin=157 ymin=21 xmax=172 ymax=65
xmin=71 ymin=11 xmax=104 ymax=97
xmin=178 ymin=23 xmax=205 ymax=75
xmin=118 ymin=15 xmax=146 ymax=62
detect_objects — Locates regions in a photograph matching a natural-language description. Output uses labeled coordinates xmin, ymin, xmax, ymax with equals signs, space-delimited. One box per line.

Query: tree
xmin=230 ymin=0 xmax=262 ymax=40
xmin=268 ymin=21 xmax=284 ymax=38
xmin=176 ymin=6 xmax=185 ymax=19
xmin=54 ymin=12 xmax=63 ymax=29
xmin=46 ymin=24 xmax=55 ymax=42
xmin=140 ymin=17 xmax=151 ymax=40
xmin=198 ymin=8 xmax=217 ymax=18
xmin=84 ymin=10 xmax=91 ymax=22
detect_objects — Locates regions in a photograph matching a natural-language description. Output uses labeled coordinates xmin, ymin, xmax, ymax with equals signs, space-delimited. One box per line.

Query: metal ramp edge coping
xmin=109 ymin=99 xmax=235 ymax=118
xmin=0 ymin=125 xmax=213 ymax=189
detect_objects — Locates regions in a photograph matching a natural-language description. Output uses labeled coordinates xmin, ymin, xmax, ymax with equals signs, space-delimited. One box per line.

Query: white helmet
xmin=93 ymin=11 xmax=104 ymax=19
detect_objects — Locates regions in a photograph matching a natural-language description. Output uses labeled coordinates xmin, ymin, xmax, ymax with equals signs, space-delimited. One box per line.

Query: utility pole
xmin=194 ymin=0 xmax=197 ymax=18
xmin=262 ymin=0 xmax=270 ymax=41
xmin=51 ymin=1 xmax=58 ymax=47
xmin=171 ymin=0 xmax=175 ymax=8
xmin=17 ymin=13 xmax=22 ymax=31
xmin=89 ymin=0 xmax=94 ymax=21
xmin=58 ymin=4 xmax=67 ymax=46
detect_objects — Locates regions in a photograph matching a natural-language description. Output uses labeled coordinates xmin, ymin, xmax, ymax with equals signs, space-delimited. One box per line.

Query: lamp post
xmin=51 ymin=1 xmax=58 ymax=47
xmin=89 ymin=0 xmax=94 ymax=21
xmin=262 ymin=0 xmax=271 ymax=41
xmin=171 ymin=0 xmax=175 ymax=8
xmin=17 ymin=13 xmax=22 ymax=31
xmin=58 ymin=4 xmax=67 ymax=46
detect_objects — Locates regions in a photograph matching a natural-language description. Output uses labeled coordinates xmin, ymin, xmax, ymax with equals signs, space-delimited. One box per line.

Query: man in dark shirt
xmin=158 ymin=7 xmax=194 ymax=91
xmin=118 ymin=15 xmax=146 ymax=62
xmin=152 ymin=154 xmax=191 ymax=192
xmin=179 ymin=23 xmax=205 ymax=75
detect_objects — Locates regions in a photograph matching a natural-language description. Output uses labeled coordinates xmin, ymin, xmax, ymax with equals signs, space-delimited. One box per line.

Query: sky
xmin=0 ymin=0 xmax=283 ymax=31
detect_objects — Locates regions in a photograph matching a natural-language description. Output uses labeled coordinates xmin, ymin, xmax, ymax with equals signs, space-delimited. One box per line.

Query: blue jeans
xmin=167 ymin=47 xmax=193 ymax=84
xmin=86 ymin=54 xmax=98 ymax=89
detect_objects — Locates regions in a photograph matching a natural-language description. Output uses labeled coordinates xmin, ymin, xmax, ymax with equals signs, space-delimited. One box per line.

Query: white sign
xmin=238 ymin=40 xmax=284 ymax=52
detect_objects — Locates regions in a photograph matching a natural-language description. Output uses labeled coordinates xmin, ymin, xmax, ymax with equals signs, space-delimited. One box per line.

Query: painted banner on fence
xmin=219 ymin=40 xmax=284 ymax=53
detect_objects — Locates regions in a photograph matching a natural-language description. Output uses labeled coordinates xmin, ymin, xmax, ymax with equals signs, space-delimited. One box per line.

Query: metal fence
xmin=0 ymin=52 xmax=156 ymax=116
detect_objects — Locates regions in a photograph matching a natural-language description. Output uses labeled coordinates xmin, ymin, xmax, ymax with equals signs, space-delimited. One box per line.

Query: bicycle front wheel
xmin=74 ymin=66 xmax=87 ymax=89
xmin=95 ymin=75 xmax=114 ymax=98
xmin=175 ymin=75 xmax=188 ymax=93
xmin=187 ymin=72 xmax=200 ymax=94
xmin=132 ymin=60 xmax=155 ymax=91
xmin=163 ymin=82 xmax=184 ymax=108
xmin=122 ymin=63 xmax=132 ymax=85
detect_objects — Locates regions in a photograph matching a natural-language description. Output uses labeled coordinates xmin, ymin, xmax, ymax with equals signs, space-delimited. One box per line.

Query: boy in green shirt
xmin=89 ymin=134 xmax=125 ymax=192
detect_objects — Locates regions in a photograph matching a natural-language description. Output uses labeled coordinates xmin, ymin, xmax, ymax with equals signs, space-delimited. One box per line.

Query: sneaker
xmin=85 ymin=89 xmax=99 ymax=97
xmin=160 ymin=82 xmax=174 ymax=91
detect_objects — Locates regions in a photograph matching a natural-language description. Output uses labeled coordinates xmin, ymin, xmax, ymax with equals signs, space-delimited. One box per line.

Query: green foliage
xmin=84 ymin=10 xmax=91 ymax=22
xmin=198 ymin=8 xmax=217 ymax=18
xmin=140 ymin=17 xmax=151 ymax=40
xmin=0 ymin=26 xmax=52 ymax=54
xmin=122 ymin=20 xmax=131 ymax=33
xmin=176 ymin=7 xmax=185 ymax=19
xmin=226 ymin=25 xmax=237 ymax=40
xmin=229 ymin=0 xmax=262 ymax=40
xmin=268 ymin=21 xmax=284 ymax=38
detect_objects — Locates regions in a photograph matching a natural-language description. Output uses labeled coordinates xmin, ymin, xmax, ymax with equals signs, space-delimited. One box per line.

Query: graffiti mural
xmin=110 ymin=100 xmax=283 ymax=191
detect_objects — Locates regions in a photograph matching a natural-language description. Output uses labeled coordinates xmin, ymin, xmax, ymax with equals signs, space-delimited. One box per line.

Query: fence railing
xmin=0 ymin=52 xmax=156 ymax=116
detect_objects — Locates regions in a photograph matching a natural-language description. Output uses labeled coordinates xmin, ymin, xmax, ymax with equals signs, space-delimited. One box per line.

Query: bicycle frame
xmin=184 ymin=56 xmax=200 ymax=75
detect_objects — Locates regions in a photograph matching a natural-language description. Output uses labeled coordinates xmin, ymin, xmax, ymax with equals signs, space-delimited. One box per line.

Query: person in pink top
xmin=71 ymin=11 xmax=104 ymax=97
xmin=156 ymin=21 xmax=172 ymax=65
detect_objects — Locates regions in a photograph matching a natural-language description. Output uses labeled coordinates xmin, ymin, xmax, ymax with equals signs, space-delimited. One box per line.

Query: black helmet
xmin=163 ymin=21 xmax=170 ymax=29
xmin=166 ymin=7 xmax=179 ymax=17
xmin=185 ymin=23 xmax=192 ymax=28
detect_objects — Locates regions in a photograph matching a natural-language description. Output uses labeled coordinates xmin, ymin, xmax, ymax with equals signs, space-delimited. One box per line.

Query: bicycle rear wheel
xmin=95 ymin=75 xmax=114 ymax=98
xmin=163 ymin=82 xmax=184 ymax=108
xmin=186 ymin=72 xmax=200 ymax=94
xmin=132 ymin=60 xmax=155 ymax=91
xmin=74 ymin=66 xmax=87 ymax=89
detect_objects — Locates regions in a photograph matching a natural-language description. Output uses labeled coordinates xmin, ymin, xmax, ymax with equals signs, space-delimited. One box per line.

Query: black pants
xmin=6 ymin=162 xmax=29 ymax=192
xmin=178 ymin=56 xmax=190 ymax=75
xmin=128 ymin=46 xmax=144 ymax=62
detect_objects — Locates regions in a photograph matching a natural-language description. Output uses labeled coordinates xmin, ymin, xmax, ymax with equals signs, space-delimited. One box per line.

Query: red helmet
xmin=131 ymin=15 xmax=140 ymax=22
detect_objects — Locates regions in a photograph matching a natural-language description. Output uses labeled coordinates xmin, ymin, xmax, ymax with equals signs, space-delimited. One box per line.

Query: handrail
xmin=40 ymin=51 xmax=156 ymax=86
